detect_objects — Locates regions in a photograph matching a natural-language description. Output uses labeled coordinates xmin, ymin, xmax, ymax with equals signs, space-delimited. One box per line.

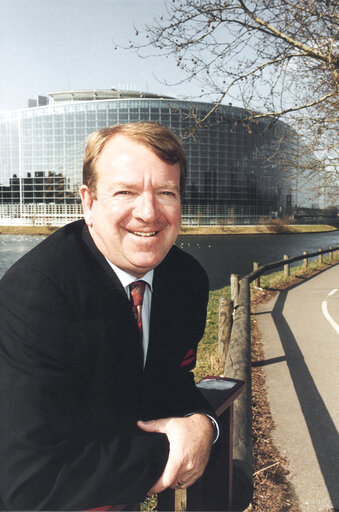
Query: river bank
xmin=180 ymin=224 xmax=337 ymax=235
xmin=0 ymin=223 xmax=337 ymax=236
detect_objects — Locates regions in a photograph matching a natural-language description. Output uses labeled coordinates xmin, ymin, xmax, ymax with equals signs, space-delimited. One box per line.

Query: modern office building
xmin=0 ymin=89 xmax=300 ymax=226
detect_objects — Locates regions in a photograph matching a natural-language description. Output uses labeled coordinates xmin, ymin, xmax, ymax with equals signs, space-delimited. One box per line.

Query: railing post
xmin=218 ymin=298 xmax=233 ymax=361
xmin=253 ymin=262 xmax=260 ymax=288
xmin=318 ymin=248 xmax=323 ymax=264
xmin=224 ymin=278 xmax=253 ymax=510
xmin=303 ymin=251 xmax=308 ymax=268
xmin=231 ymin=273 xmax=239 ymax=306
xmin=284 ymin=254 xmax=290 ymax=277
xmin=174 ymin=489 xmax=187 ymax=511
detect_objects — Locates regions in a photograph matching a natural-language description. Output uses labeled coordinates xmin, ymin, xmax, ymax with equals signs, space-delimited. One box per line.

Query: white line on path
xmin=321 ymin=289 xmax=339 ymax=335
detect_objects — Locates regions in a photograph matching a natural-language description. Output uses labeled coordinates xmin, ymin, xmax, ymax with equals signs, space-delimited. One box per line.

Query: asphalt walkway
xmin=255 ymin=263 xmax=339 ymax=512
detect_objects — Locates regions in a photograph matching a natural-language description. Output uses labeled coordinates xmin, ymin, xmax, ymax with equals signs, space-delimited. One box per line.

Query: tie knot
xmin=129 ymin=280 xmax=146 ymax=307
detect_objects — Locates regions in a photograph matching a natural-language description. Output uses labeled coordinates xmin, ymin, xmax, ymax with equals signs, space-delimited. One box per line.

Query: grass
xmin=256 ymin=253 xmax=339 ymax=288
xmin=194 ymin=286 xmax=231 ymax=381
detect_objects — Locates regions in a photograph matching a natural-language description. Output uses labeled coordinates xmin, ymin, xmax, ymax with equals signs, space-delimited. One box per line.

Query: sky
xmin=0 ymin=0 xmax=205 ymax=112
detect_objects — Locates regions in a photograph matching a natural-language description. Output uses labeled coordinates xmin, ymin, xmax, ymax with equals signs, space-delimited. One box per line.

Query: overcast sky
xmin=0 ymin=0 xmax=205 ymax=112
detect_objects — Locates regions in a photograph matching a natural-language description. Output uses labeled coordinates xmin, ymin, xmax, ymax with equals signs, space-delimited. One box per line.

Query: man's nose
xmin=133 ymin=192 xmax=159 ymax=222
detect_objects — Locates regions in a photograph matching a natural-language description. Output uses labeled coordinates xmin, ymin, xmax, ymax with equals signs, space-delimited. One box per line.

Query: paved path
xmin=255 ymin=263 xmax=339 ymax=512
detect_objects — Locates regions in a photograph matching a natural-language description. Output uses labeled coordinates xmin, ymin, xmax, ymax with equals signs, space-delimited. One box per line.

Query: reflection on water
xmin=1 ymin=230 xmax=338 ymax=289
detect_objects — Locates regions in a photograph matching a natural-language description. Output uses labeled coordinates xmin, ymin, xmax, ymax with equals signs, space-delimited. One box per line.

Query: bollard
xmin=284 ymin=254 xmax=290 ymax=277
xmin=303 ymin=251 xmax=308 ymax=268
xmin=231 ymin=274 xmax=240 ymax=306
xmin=253 ymin=262 xmax=260 ymax=288
xmin=330 ymin=246 xmax=334 ymax=261
xmin=218 ymin=298 xmax=233 ymax=360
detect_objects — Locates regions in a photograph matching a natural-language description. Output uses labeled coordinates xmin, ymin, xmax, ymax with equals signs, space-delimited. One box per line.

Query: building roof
xmin=48 ymin=89 xmax=174 ymax=103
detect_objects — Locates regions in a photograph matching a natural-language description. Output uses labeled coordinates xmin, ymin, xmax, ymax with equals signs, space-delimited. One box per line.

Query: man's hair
xmin=83 ymin=122 xmax=187 ymax=198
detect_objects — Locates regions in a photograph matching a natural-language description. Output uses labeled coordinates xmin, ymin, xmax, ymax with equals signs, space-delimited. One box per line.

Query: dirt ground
xmin=248 ymin=287 xmax=302 ymax=512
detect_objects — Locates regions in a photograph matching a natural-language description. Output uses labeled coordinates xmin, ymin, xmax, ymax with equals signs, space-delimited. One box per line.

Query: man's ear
xmin=79 ymin=185 xmax=94 ymax=227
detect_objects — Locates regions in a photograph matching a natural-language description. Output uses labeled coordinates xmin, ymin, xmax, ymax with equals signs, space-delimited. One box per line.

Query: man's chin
xmin=129 ymin=255 xmax=164 ymax=274
xmin=127 ymin=246 xmax=174 ymax=273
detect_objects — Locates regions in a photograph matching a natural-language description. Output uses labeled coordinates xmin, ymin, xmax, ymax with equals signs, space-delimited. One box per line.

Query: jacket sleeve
xmin=0 ymin=267 xmax=168 ymax=511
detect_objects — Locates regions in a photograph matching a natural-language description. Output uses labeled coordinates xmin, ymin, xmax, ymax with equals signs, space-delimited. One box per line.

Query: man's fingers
xmin=148 ymin=462 xmax=180 ymax=495
xmin=147 ymin=445 xmax=201 ymax=494
xmin=149 ymin=464 xmax=198 ymax=495
xmin=148 ymin=475 xmax=169 ymax=495
xmin=137 ymin=418 xmax=168 ymax=434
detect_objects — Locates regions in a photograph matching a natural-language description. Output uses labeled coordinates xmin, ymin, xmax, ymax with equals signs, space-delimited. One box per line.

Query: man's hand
xmin=137 ymin=414 xmax=214 ymax=495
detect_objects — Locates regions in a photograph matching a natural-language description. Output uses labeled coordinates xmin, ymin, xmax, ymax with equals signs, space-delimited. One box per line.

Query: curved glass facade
xmin=0 ymin=90 xmax=297 ymax=226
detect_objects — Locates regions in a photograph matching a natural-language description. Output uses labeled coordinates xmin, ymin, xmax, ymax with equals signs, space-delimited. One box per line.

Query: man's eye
xmin=161 ymin=191 xmax=176 ymax=197
xmin=116 ymin=191 xmax=131 ymax=196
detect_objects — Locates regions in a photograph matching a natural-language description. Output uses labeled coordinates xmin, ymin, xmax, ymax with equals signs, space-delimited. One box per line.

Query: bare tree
xmin=124 ymin=0 xmax=339 ymax=200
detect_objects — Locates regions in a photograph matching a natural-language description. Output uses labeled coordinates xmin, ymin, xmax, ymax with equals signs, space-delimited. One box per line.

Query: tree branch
xmin=238 ymin=0 xmax=338 ymax=67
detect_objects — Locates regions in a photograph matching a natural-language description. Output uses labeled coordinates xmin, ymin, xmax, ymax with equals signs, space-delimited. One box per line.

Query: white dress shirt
xmin=106 ymin=259 xmax=153 ymax=367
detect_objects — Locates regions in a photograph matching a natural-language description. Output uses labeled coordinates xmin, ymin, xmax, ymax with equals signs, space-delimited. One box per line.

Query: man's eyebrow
xmin=112 ymin=182 xmax=137 ymax=188
xmin=111 ymin=181 xmax=180 ymax=190
xmin=159 ymin=182 xmax=180 ymax=190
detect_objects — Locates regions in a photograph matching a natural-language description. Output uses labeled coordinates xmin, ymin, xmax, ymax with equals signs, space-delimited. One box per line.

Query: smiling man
xmin=80 ymin=128 xmax=182 ymax=277
xmin=0 ymin=122 xmax=216 ymax=511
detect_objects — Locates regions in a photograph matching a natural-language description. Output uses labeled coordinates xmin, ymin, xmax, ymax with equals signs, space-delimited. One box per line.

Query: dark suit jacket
xmin=0 ymin=220 xmax=213 ymax=510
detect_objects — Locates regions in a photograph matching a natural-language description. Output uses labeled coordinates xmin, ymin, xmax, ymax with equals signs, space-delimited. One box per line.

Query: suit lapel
xmin=81 ymin=224 xmax=144 ymax=378
xmin=144 ymin=254 xmax=176 ymax=374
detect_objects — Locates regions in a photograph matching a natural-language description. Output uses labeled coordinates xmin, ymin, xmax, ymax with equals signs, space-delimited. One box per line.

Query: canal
xmin=1 ymin=230 xmax=338 ymax=290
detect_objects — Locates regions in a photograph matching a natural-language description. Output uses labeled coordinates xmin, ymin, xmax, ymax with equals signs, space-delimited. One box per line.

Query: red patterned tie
xmin=129 ymin=281 xmax=146 ymax=341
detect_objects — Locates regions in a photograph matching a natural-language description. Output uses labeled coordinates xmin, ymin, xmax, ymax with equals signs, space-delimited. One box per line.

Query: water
xmin=0 ymin=235 xmax=45 ymax=279
xmin=1 ymin=231 xmax=338 ymax=289
xmin=176 ymin=231 xmax=339 ymax=289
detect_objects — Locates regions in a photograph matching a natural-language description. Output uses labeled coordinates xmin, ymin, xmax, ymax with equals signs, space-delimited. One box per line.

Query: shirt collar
xmin=105 ymin=258 xmax=154 ymax=292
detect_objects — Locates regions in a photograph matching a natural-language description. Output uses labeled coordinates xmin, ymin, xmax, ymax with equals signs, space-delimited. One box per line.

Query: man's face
xmin=80 ymin=134 xmax=182 ymax=277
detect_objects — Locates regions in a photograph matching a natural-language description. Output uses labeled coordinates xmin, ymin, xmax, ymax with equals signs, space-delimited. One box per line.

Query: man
xmin=0 ymin=122 xmax=216 ymax=510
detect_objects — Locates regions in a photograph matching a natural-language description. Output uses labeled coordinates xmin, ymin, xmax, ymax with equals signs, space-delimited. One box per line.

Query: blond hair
xmin=83 ymin=122 xmax=187 ymax=198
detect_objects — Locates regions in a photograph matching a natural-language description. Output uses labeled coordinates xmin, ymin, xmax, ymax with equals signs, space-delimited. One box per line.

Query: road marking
xmin=322 ymin=290 xmax=339 ymax=335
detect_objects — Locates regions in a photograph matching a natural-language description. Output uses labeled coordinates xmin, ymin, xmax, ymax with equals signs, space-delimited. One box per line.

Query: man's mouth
xmin=130 ymin=231 xmax=158 ymax=237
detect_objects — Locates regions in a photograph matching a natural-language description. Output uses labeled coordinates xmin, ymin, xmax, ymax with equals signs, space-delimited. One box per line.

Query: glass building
xmin=0 ymin=89 xmax=299 ymax=226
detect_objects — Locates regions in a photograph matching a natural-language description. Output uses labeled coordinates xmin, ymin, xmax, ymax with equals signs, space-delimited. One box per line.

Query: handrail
xmin=246 ymin=246 xmax=339 ymax=283
xmin=223 ymin=245 xmax=339 ymax=510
